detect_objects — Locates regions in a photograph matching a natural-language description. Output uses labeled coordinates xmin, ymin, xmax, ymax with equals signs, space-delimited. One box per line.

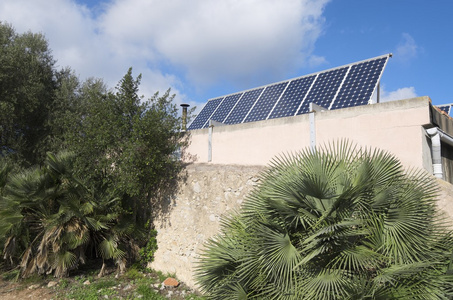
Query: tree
xmin=196 ymin=142 xmax=453 ymax=299
xmin=57 ymin=68 xmax=186 ymax=227
xmin=0 ymin=22 xmax=56 ymax=166
xmin=47 ymin=68 xmax=83 ymax=151
xmin=0 ymin=22 xmax=189 ymax=274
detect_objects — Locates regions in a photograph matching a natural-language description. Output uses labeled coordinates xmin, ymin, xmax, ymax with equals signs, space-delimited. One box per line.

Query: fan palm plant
xmin=196 ymin=142 xmax=453 ymax=299
xmin=0 ymin=151 xmax=132 ymax=277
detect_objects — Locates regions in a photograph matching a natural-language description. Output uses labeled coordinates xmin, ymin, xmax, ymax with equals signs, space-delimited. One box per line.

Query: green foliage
xmin=64 ymin=278 xmax=118 ymax=300
xmin=0 ymin=266 xmax=206 ymax=300
xmin=0 ymin=23 xmax=190 ymax=277
xmin=1 ymin=268 xmax=19 ymax=281
xmin=136 ymin=283 xmax=165 ymax=299
xmin=55 ymin=67 xmax=187 ymax=228
xmin=0 ymin=151 xmax=135 ymax=278
xmin=0 ymin=22 xmax=56 ymax=166
xmin=59 ymin=278 xmax=69 ymax=288
xmin=196 ymin=142 xmax=453 ymax=299
xmin=0 ymin=21 xmax=188 ymax=280
xmin=125 ymin=266 xmax=145 ymax=280
xmin=140 ymin=228 xmax=158 ymax=264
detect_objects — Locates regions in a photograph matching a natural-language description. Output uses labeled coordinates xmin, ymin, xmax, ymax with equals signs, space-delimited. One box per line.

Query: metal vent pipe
xmin=180 ymin=104 xmax=190 ymax=131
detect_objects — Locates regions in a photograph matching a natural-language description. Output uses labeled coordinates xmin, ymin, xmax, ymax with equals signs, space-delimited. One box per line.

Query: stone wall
xmin=151 ymin=163 xmax=453 ymax=290
xmin=150 ymin=163 xmax=265 ymax=288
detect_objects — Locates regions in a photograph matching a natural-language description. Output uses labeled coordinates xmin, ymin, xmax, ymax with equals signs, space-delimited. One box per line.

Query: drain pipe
xmin=426 ymin=127 xmax=453 ymax=179
xmin=426 ymin=128 xmax=443 ymax=179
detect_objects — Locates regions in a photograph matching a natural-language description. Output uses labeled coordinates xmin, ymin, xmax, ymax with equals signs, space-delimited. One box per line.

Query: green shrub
xmin=139 ymin=228 xmax=158 ymax=264
xmin=196 ymin=142 xmax=453 ymax=299
xmin=125 ymin=267 xmax=144 ymax=280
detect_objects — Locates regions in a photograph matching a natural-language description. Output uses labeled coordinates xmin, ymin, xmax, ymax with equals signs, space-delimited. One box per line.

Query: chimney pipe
xmin=180 ymin=104 xmax=190 ymax=131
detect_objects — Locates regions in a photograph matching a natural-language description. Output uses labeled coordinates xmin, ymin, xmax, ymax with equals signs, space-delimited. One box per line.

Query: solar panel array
xmin=188 ymin=54 xmax=391 ymax=130
xmin=437 ymin=104 xmax=452 ymax=115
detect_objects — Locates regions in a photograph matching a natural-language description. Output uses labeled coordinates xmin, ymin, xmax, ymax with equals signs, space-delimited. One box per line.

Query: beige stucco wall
xmin=185 ymin=97 xmax=432 ymax=172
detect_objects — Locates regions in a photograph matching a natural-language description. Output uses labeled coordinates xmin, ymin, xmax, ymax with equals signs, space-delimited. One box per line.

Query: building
xmin=186 ymin=96 xmax=453 ymax=184
xmin=151 ymin=55 xmax=453 ymax=288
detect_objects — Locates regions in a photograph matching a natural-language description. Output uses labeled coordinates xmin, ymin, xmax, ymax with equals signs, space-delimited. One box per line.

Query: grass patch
xmin=62 ymin=277 xmax=119 ymax=300
xmin=1 ymin=269 xmax=19 ymax=281
xmin=125 ymin=266 xmax=145 ymax=280
xmin=21 ymin=274 xmax=43 ymax=286
xmin=136 ymin=283 xmax=165 ymax=299
xmin=0 ymin=267 xmax=206 ymax=300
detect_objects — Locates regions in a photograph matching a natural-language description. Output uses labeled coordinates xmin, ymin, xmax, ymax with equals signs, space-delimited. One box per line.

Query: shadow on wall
xmin=150 ymin=131 xmax=198 ymax=227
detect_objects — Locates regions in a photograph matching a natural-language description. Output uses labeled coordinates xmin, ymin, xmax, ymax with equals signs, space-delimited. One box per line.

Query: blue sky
xmin=0 ymin=0 xmax=451 ymax=112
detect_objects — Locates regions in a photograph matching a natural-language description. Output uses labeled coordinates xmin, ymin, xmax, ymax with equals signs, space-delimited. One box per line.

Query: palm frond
xmin=51 ymin=250 xmax=77 ymax=278
xmin=297 ymin=268 xmax=351 ymax=300
xmin=99 ymin=236 xmax=125 ymax=260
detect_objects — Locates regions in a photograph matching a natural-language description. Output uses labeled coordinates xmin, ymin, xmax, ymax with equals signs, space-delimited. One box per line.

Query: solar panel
xmin=244 ymin=82 xmax=288 ymax=123
xmin=210 ymin=93 xmax=242 ymax=123
xmin=331 ymin=57 xmax=387 ymax=110
xmin=187 ymin=97 xmax=223 ymax=130
xmin=188 ymin=54 xmax=391 ymax=130
xmin=437 ymin=104 xmax=452 ymax=115
xmin=224 ymin=88 xmax=263 ymax=124
xmin=297 ymin=67 xmax=348 ymax=115
xmin=268 ymin=75 xmax=316 ymax=119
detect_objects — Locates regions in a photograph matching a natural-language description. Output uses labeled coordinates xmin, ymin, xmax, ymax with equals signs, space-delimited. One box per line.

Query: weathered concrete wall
xmin=150 ymin=163 xmax=265 ymax=288
xmin=151 ymin=163 xmax=453 ymax=290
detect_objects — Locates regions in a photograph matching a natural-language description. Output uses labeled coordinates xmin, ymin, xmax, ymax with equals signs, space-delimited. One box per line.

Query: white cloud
xmin=0 ymin=1 xmax=96 ymax=69
xmin=0 ymin=0 xmax=330 ymax=104
xmin=100 ymin=0 xmax=330 ymax=87
xmin=0 ymin=0 xmax=187 ymax=102
xmin=306 ymin=55 xmax=328 ymax=68
xmin=380 ymin=86 xmax=417 ymax=102
xmin=394 ymin=33 xmax=418 ymax=62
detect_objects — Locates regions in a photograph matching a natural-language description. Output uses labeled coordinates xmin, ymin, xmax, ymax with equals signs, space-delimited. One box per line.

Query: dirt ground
xmin=0 ymin=279 xmax=56 ymax=300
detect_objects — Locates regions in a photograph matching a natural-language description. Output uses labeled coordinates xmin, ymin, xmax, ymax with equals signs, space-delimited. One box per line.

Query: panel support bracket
xmin=208 ymin=120 xmax=225 ymax=162
xmin=309 ymin=103 xmax=326 ymax=152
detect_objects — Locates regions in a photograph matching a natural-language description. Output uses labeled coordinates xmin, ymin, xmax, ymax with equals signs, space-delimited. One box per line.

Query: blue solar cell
xmin=210 ymin=93 xmax=242 ymax=123
xmin=297 ymin=67 xmax=348 ymax=114
xmin=187 ymin=97 xmax=223 ymax=130
xmin=268 ymin=75 xmax=316 ymax=119
xmin=224 ymin=88 xmax=264 ymax=124
xmin=438 ymin=105 xmax=451 ymax=115
xmin=331 ymin=57 xmax=387 ymax=110
xmin=244 ymin=82 xmax=288 ymax=123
